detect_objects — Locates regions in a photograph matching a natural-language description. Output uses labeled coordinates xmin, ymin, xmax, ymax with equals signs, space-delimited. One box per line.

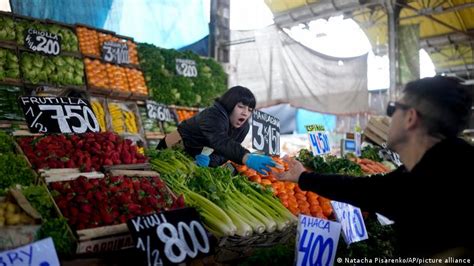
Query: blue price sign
xmin=296 ymin=215 xmax=341 ymax=266
xmin=308 ymin=131 xmax=331 ymax=156
xmin=331 ymin=201 xmax=368 ymax=245
xmin=0 ymin=237 xmax=60 ymax=266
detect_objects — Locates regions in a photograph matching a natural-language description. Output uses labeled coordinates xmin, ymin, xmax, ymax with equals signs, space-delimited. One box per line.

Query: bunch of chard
xmin=18 ymin=132 xmax=147 ymax=172
xmin=50 ymin=175 xmax=185 ymax=230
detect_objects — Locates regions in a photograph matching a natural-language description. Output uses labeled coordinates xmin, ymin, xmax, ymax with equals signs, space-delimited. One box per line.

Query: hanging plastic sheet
xmin=229 ymin=25 xmax=369 ymax=115
xmin=10 ymin=0 xmax=209 ymax=49
xmin=10 ymin=0 xmax=113 ymax=28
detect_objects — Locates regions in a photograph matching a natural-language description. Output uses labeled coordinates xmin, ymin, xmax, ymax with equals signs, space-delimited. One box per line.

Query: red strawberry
xmin=69 ymin=206 xmax=79 ymax=218
xmin=101 ymin=211 xmax=114 ymax=225
xmin=56 ymin=199 xmax=68 ymax=210
xmin=127 ymin=203 xmax=142 ymax=215
xmin=50 ymin=182 xmax=63 ymax=192
xmin=81 ymin=204 xmax=92 ymax=213
xmin=94 ymin=191 xmax=105 ymax=201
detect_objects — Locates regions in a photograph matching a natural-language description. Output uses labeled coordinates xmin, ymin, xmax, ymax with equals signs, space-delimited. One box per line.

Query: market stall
xmin=0 ymin=8 xmax=405 ymax=266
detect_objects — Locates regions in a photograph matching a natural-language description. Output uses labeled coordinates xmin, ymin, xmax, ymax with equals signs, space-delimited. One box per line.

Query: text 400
xmin=299 ymin=229 xmax=334 ymax=266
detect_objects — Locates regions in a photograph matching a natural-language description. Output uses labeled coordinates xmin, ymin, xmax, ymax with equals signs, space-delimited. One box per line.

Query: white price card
xmin=308 ymin=131 xmax=331 ymax=156
xmin=296 ymin=214 xmax=341 ymax=266
xmin=0 ymin=237 xmax=60 ymax=266
xmin=331 ymin=201 xmax=368 ymax=245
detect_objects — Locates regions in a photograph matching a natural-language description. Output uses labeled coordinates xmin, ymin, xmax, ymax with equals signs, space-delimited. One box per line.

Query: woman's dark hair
xmin=403 ymin=76 xmax=472 ymax=138
xmin=217 ymin=86 xmax=256 ymax=114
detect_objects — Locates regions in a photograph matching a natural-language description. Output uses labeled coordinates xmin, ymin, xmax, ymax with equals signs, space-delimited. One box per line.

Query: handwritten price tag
xmin=24 ymin=29 xmax=61 ymax=56
xmin=0 ymin=237 xmax=60 ymax=266
xmin=102 ymin=41 xmax=129 ymax=64
xmin=331 ymin=201 xmax=368 ymax=245
xmin=175 ymin=59 xmax=198 ymax=77
xmin=308 ymin=131 xmax=331 ymax=156
xmin=127 ymin=208 xmax=212 ymax=265
xmin=18 ymin=96 xmax=100 ymax=134
xmin=252 ymin=110 xmax=280 ymax=155
xmin=146 ymin=100 xmax=176 ymax=122
xmin=296 ymin=214 xmax=341 ymax=266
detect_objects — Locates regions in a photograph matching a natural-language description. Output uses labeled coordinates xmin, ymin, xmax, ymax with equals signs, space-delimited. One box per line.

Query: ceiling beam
xmin=420 ymin=31 xmax=474 ymax=50
xmin=272 ymin=0 xmax=384 ymax=28
xmin=400 ymin=2 xmax=474 ymax=20
xmin=399 ymin=3 xmax=474 ymax=38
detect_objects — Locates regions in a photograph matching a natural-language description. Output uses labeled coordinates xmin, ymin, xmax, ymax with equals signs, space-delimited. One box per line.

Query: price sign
xmin=18 ymin=96 xmax=100 ymax=134
xmin=252 ymin=110 xmax=280 ymax=156
xmin=296 ymin=214 xmax=341 ymax=266
xmin=0 ymin=237 xmax=60 ymax=266
xmin=127 ymin=208 xmax=212 ymax=265
xmin=146 ymin=100 xmax=176 ymax=123
xmin=308 ymin=131 xmax=331 ymax=156
xmin=102 ymin=41 xmax=129 ymax=64
xmin=355 ymin=132 xmax=362 ymax=157
xmin=379 ymin=143 xmax=402 ymax=166
xmin=331 ymin=201 xmax=368 ymax=245
xmin=175 ymin=59 xmax=198 ymax=77
xmin=24 ymin=28 xmax=61 ymax=56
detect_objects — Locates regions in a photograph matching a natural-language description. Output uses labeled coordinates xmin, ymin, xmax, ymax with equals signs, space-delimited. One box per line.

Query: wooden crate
xmin=364 ymin=116 xmax=390 ymax=146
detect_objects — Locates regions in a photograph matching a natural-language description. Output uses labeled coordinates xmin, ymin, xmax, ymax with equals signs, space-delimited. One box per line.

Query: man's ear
xmin=405 ymin=108 xmax=421 ymax=130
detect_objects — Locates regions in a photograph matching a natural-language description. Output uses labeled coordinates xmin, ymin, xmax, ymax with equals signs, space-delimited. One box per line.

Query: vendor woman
xmin=176 ymin=86 xmax=275 ymax=174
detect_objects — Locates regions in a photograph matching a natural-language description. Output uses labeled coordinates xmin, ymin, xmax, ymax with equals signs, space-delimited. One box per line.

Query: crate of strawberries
xmin=45 ymin=170 xmax=185 ymax=254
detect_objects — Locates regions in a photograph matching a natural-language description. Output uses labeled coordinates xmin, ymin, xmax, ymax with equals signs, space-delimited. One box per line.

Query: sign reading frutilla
xmin=18 ymin=96 xmax=100 ymax=134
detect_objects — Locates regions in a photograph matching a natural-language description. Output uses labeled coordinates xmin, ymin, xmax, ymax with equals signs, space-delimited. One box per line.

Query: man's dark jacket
xmin=178 ymin=102 xmax=249 ymax=167
xmin=299 ymin=138 xmax=474 ymax=257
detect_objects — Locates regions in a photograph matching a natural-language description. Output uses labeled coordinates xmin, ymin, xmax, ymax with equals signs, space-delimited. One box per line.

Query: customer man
xmin=278 ymin=76 xmax=473 ymax=257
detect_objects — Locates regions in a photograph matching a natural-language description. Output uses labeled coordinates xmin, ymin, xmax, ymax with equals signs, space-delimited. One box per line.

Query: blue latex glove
xmin=195 ymin=154 xmax=210 ymax=167
xmin=245 ymin=154 xmax=276 ymax=175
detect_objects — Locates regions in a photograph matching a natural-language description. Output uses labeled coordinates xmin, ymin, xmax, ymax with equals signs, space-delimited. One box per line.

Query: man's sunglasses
xmin=386 ymin=101 xmax=412 ymax=117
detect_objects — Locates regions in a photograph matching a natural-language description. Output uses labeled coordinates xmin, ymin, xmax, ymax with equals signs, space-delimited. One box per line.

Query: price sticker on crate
xmin=127 ymin=207 xmax=213 ymax=266
xmin=146 ymin=100 xmax=176 ymax=123
xmin=296 ymin=214 xmax=341 ymax=266
xmin=175 ymin=58 xmax=198 ymax=77
xmin=252 ymin=110 xmax=280 ymax=156
xmin=331 ymin=201 xmax=368 ymax=245
xmin=102 ymin=41 xmax=129 ymax=64
xmin=18 ymin=96 xmax=100 ymax=134
xmin=24 ymin=28 xmax=61 ymax=56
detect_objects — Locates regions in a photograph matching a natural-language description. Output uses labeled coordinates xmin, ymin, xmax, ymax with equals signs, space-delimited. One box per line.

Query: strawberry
xmin=69 ymin=206 xmax=80 ymax=218
xmin=94 ymin=191 xmax=105 ymax=202
xmin=81 ymin=204 xmax=92 ymax=213
xmin=50 ymin=182 xmax=63 ymax=192
xmin=101 ymin=210 xmax=114 ymax=225
xmin=126 ymin=203 xmax=142 ymax=215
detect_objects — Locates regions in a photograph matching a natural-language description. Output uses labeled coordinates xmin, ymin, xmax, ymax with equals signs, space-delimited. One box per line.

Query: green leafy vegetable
xmin=361 ymin=146 xmax=383 ymax=162
xmin=0 ymin=152 xmax=36 ymax=189
xmin=138 ymin=43 xmax=227 ymax=107
xmin=37 ymin=217 xmax=76 ymax=255
xmin=297 ymin=149 xmax=363 ymax=176
xmin=22 ymin=185 xmax=55 ymax=220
